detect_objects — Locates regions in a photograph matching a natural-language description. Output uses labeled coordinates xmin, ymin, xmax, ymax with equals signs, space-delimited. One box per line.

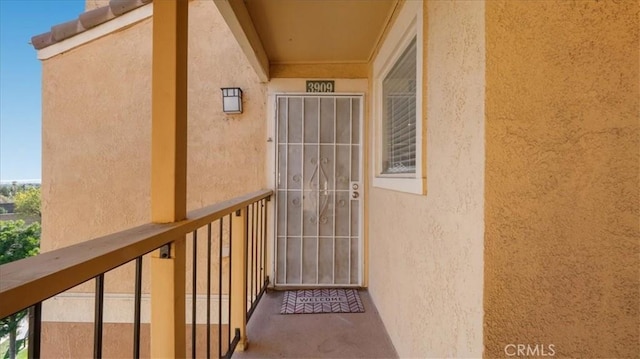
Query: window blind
xmin=382 ymin=37 xmax=417 ymax=175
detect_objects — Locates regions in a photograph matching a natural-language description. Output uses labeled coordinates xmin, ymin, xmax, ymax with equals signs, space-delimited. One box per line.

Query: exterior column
xmin=149 ymin=0 xmax=188 ymax=358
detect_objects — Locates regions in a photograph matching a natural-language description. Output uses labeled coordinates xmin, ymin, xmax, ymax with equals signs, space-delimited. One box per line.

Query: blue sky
xmin=0 ymin=0 xmax=85 ymax=182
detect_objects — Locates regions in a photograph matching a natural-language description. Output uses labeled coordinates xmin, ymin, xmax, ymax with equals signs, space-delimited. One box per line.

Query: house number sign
xmin=306 ymin=80 xmax=335 ymax=93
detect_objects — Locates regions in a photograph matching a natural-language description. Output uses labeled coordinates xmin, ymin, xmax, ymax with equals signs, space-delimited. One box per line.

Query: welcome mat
xmin=280 ymin=288 xmax=365 ymax=314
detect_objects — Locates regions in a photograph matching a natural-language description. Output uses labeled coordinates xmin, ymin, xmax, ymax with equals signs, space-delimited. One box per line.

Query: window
xmin=382 ymin=38 xmax=417 ymax=175
xmin=372 ymin=0 xmax=424 ymax=194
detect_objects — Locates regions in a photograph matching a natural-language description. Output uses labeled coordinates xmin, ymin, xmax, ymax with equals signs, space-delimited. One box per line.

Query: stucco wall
xmin=42 ymin=17 xmax=152 ymax=255
xmin=367 ymin=1 xmax=485 ymax=357
xmin=185 ymin=1 xmax=266 ymax=208
xmin=484 ymin=1 xmax=639 ymax=358
xmin=41 ymin=0 xmax=266 ymax=294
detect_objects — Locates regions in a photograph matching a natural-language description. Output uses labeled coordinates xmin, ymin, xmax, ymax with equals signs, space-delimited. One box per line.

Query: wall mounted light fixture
xmin=221 ymin=87 xmax=243 ymax=114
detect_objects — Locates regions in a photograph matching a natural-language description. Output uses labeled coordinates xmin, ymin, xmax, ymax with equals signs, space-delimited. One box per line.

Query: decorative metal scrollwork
xmin=307 ymin=157 xmax=331 ymax=223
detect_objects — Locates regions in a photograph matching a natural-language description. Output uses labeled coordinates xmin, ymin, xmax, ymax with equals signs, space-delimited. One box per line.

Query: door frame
xmin=266 ymin=79 xmax=367 ymax=288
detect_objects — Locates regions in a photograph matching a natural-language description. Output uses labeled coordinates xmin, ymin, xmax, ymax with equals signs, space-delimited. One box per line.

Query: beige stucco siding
xmin=41 ymin=0 xmax=266 ymax=297
xmin=42 ymin=17 xmax=153 ymax=254
xmin=367 ymin=1 xmax=485 ymax=357
xmin=484 ymin=1 xmax=639 ymax=358
xmin=186 ymin=1 xmax=266 ymax=208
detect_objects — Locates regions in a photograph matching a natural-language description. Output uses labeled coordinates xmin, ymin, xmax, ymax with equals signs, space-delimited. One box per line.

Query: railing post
xmin=150 ymin=242 xmax=186 ymax=358
xmin=231 ymin=208 xmax=249 ymax=351
xmin=28 ymin=303 xmax=41 ymax=359
xmin=149 ymin=0 xmax=188 ymax=357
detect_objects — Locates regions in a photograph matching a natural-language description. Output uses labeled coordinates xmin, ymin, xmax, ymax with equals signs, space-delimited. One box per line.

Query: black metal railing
xmin=186 ymin=214 xmax=239 ymax=358
xmin=246 ymin=198 xmax=270 ymax=322
xmin=0 ymin=189 xmax=272 ymax=359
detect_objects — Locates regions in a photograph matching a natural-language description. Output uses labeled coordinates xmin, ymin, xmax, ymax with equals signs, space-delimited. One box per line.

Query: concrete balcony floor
xmin=234 ymin=289 xmax=398 ymax=359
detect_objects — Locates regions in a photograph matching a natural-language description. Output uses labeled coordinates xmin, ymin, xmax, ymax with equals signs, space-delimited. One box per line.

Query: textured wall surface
xmin=368 ymin=1 xmax=485 ymax=357
xmin=41 ymin=0 xmax=266 ymax=296
xmin=42 ymin=18 xmax=152 ymax=256
xmin=484 ymin=1 xmax=639 ymax=358
xmin=185 ymin=1 xmax=267 ymax=208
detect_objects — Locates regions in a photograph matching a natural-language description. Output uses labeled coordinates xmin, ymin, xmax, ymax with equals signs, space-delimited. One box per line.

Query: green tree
xmin=0 ymin=220 xmax=41 ymax=359
xmin=0 ymin=186 xmax=11 ymax=198
xmin=13 ymin=187 xmax=40 ymax=217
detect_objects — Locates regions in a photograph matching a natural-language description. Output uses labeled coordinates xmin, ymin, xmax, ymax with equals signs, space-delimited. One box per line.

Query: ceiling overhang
xmin=213 ymin=0 xmax=399 ymax=82
xmin=212 ymin=0 xmax=270 ymax=82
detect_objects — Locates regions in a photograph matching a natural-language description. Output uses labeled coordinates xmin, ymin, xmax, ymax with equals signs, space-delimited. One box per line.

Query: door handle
xmin=352 ymin=192 xmax=359 ymax=199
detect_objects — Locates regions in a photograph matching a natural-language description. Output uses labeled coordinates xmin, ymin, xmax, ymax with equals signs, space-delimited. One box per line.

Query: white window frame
xmin=372 ymin=0 xmax=425 ymax=194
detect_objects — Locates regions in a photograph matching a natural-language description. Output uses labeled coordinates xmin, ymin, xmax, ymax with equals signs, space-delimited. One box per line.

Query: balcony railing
xmin=0 ymin=189 xmax=273 ymax=358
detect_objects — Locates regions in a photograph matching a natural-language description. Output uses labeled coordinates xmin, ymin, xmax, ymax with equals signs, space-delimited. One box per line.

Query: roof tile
xmin=31 ymin=32 xmax=54 ymax=51
xmin=110 ymin=0 xmax=144 ymax=16
xmin=51 ymin=19 xmax=85 ymax=42
xmin=79 ymin=6 xmax=115 ymax=30
xmin=31 ymin=0 xmax=152 ymax=51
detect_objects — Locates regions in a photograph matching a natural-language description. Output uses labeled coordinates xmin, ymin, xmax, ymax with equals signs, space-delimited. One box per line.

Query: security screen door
xmin=275 ymin=95 xmax=362 ymax=286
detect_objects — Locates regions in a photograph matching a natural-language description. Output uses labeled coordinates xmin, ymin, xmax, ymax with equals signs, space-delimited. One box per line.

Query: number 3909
xmin=306 ymin=81 xmax=334 ymax=93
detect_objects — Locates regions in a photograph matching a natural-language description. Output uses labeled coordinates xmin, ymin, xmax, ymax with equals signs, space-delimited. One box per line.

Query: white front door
xmin=275 ymin=94 xmax=363 ymax=286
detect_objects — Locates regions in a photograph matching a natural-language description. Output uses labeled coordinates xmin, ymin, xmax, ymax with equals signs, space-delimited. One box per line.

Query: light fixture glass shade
xmin=221 ymin=87 xmax=243 ymax=114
